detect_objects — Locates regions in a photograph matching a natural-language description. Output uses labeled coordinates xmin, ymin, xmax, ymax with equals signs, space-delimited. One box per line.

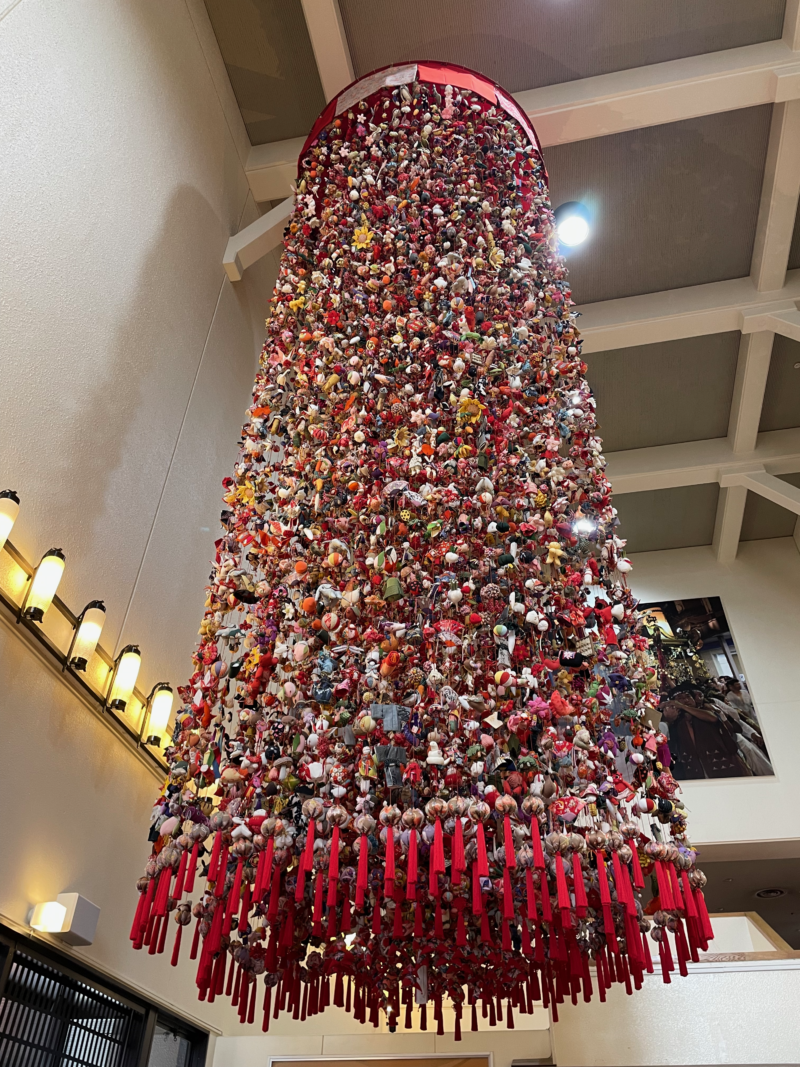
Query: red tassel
xmin=207 ymin=833 xmax=223 ymax=882
xmin=681 ymin=871 xmax=698 ymax=918
xmin=530 ymin=818 xmax=546 ymax=870
xmin=414 ymin=900 xmax=424 ymax=937
xmin=267 ymin=864 xmax=281 ymax=922
xmin=629 ymin=842 xmax=644 ymax=889
xmin=223 ymin=859 xmax=244 ymax=935
xmin=328 ymin=825 xmax=341 ymax=906
xmin=214 ymin=849 xmax=229 ymax=898
xmin=296 ymin=821 xmax=315 ymax=901
xmin=432 ymin=820 xmax=445 ymax=877
xmin=190 ymin=917 xmax=201 ymax=960
xmin=539 ymin=873 xmax=553 ymax=923
xmin=669 ymin=864 xmax=682 ymax=910
xmin=502 ymin=867 xmax=515 ymax=920
xmin=170 ymin=923 xmax=182 ymax=967
xmin=695 ymin=888 xmax=714 ymax=942
xmin=262 ymin=986 xmax=272 ymax=1032
xmin=472 ymin=863 xmax=483 ymax=915
xmin=554 ymin=853 xmax=571 ymax=913
xmin=655 ymin=861 xmax=675 ymax=910
xmin=456 ymin=902 xmax=467 ymax=946
xmin=172 ymin=848 xmax=189 ymax=901
xmin=525 ymin=868 xmax=537 ymax=924
xmin=434 ymin=899 xmax=444 ymax=938
xmin=256 ymin=838 xmax=274 ymax=903
xmin=407 ymin=830 xmax=418 ymax=900
xmin=572 ymin=853 xmax=588 ymax=916
xmin=452 ymin=818 xmax=465 ymax=882
xmin=476 ymin=822 xmax=489 ymax=877
xmin=504 ymin=813 xmax=517 ymax=868
xmin=239 ymin=881 xmax=251 ymax=929
xmin=596 ymin=853 xmax=612 ymax=906
xmin=658 ymin=936 xmax=672 ymax=983
xmin=355 ymin=835 xmax=369 ymax=911
xmin=372 ymin=888 xmax=382 ymax=934
xmin=130 ymin=891 xmax=146 ymax=942
xmin=384 ymin=826 xmax=395 ymax=892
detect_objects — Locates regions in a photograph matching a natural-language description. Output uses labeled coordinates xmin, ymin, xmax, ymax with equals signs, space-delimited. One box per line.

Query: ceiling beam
xmin=721 ymin=466 xmax=800 ymax=516
xmin=727 ymin=331 xmax=775 ymax=455
xmin=519 ymin=39 xmax=800 ymax=149
xmin=605 ymin=428 xmax=800 ymax=495
xmin=712 ymin=485 xmax=748 ymax=564
xmin=243 ymin=39 xmax=800 ymax=204
xmin=299 ymin=0 xmax=354 ymax=104
xmin=223 ymin=198 xmax=293 ymax=283
xmin=578 ymin=272 xmax=800 ymax=353
xmin=750 ymin=99 xmax=800 ymax=291
xmin=785 ymin=0 xmax=800 ymax=53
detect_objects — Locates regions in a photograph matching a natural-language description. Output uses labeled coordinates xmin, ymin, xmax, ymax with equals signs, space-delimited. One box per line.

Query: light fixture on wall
xmin=554 ymin=200 xmax=591 ymax=247
xmin=30 ymin=894 xmax=100 ymax=945
xmin=66 ymin=600 xmax=107 ymax=672
xmin=107 ymin=644 xmax=141 ymax=711
xmin=0 ymin=490 xmax=20 ymax=551
xmin=142 ymin=682 xmax=173 ymax=746
xmin=21 ymin=548 xmax=66 ymax=622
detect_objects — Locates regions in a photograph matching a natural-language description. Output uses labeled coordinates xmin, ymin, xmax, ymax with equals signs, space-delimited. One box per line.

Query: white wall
xmin=0 ymin=0 xmax=278 ymax=697
xmin=552 ymin=964 xmax=800 ymax=1065
xmin=627 ymin=537 xmax=800 ymax=851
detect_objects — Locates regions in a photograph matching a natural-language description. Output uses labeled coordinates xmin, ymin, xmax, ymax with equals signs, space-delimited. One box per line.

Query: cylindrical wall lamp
xmin=107 ymin=644 xmax=141 ymax=711
xmin=66 ymin=600 xmax=107 ymax=671
xmin=143 ymin=683 xmax=174 ymax=746
xmin=0 ymin=490 xmax=20 ymax=551
xmin=22 ymin=548 xmax=66 ymax=622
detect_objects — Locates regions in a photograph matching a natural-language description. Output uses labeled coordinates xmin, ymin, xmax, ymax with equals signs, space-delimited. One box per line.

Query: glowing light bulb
xmin=30 ymin=901 xmax=67 ymax=933
xmin=554 ymin=201 xmax=591 ymax=248
xmin=108 ymin=645 xmax=141 ymax=711
xmin=574 ymin=518 xmax=596 ymax=536
xmin=24 ymin=549 xmax=66 ymax=622
xmin=0 ymin=490 xmax=20 ymax=551
xmin=146 ymin=684 xmax=173 ymax=744
xmin=69 ymin=601 xmax=106 ymax=671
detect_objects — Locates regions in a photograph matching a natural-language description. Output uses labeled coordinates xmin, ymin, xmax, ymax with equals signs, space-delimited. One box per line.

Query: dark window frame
xmin=0 ymin=923 xmax=208 ymax=1067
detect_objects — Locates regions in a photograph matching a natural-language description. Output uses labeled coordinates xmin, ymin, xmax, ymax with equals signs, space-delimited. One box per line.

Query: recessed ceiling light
xmin=755 ymin=888 xmax=786 ymax=899
xmin=554 ymin=201 xmax=591 ymax=247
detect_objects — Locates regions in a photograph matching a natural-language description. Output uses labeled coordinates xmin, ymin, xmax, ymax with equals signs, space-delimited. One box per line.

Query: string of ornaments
xmin=132 ymin=63 xmax=714 ymax=1034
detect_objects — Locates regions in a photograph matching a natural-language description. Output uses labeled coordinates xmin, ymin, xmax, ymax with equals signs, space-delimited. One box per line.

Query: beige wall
xmin=0 ymin=0 xmax=278 ymax=698
xmin=0 ymin=613 xmax=234 ymax=1035
xmin=628 ymin=536 xmax=800 ymax=851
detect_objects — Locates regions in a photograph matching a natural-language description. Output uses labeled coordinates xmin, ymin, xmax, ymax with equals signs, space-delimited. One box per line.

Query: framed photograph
xmin=637 ymin=596 xmax=774 ymax=780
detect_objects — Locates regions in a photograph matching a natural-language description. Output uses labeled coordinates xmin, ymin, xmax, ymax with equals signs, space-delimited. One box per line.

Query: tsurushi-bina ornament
xmin=132 ymin=62 xmax=713 ymax=1032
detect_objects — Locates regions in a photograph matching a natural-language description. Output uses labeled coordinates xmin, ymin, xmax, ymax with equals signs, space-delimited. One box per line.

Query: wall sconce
xmin=0 ymin=489 xmax=20 ymax=551
xmin=66 ymin=600 xmax=107 ymax=671
xmin=30 ymin=893 xmax=100 ymax=945
xmin=142 ymin=683 xmax=173 ymax=746
xmin=21 ymin=548 xmax=66 ymax=622
xmin=107 ymin=644 xmax=141 ymax=711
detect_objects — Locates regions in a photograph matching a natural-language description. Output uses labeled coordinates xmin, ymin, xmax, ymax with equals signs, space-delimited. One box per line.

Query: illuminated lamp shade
xmin=107 ymin=644 xmax=141 ymax=711
xmin=0 ymin=489 xmax=20 ymax=551
xmin=145 ymin=683 xmax=173 ymax=746
xmin=554 ymin=200 xmax=591 ymax=247
xmin=68 ymin=600 xmax=106 ymax=671
xmin=30 ymin=900 xmax=67 ymax=933
xmin=23 ymin=548 xmax=66 ymax=622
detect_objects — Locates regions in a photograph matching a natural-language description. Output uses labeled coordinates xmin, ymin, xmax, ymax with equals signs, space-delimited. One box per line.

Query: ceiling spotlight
xmin=554 ymin=201 xmax=591 ymax=247
xmin=755 ymin=888 xmax=786 ymax=899
xmin=574 ymin=518 xmax=596 ymax=536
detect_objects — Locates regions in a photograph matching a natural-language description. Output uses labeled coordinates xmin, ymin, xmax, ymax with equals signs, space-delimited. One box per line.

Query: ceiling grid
xmin=208 ymin=0 xmax=800 ymax=556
